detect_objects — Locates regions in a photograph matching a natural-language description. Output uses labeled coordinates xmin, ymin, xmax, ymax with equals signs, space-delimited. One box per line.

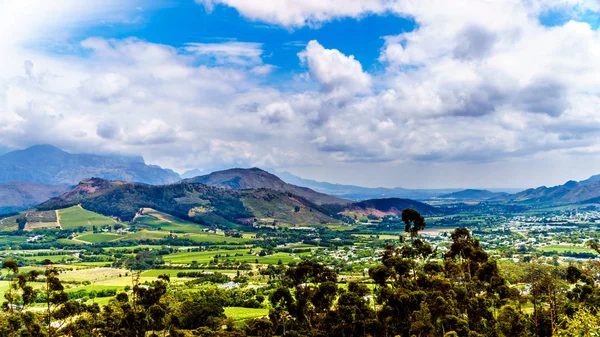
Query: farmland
xmin=58 ymin=205 xmax=118 ymax=230
xmin=3 ymin=201 xmax=600 ymax=334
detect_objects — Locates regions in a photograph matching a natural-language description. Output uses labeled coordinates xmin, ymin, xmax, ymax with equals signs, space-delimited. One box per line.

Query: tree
xmin=401 ymin=208 xmax=426 ymax=238
xmin=16 ymin=217 xmax=26 ymax=231
xmin=498 ymin=305 xmax=528 ymax=337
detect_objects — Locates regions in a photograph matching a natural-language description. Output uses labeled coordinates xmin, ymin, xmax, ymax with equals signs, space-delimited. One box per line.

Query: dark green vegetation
xmin=343 ymin=197 xmax=439 ymax=217
xmin=1 ymin=210 xmax=599 ymax=336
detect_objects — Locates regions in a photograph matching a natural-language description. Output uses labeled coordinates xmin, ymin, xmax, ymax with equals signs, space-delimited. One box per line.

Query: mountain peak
xmin=184 ymin=167 xmax=349 ymax=205
xmin=24 ymin=144 xmax=66 ymax=152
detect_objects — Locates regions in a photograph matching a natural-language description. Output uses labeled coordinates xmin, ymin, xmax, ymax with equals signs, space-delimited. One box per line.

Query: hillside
xmin=38 ymin=178 xmax=340 ymax=227
xmin=0 ymin=145 xmax=180 ymax=185
xmin=0 ymin=181 xmax=70 ymax=214
xmin=342 ymin=198 xmax=439 ymax=217
xmin=501 ymin=177 xmax=600 ymax=204
xmin=438 ymin=189 xmax=508 ymax=200
xmin=183 ymin=168 xmax=350 ymax=205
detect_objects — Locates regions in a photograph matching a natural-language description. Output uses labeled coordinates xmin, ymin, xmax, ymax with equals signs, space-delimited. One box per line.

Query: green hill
xmin=38 ymin=178 xmax=341 ymax=227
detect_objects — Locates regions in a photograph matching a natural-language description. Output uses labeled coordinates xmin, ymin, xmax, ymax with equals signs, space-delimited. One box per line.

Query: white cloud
xmin=184 ymin=41 xmax=264 ymax=66
xmin=198 ymin=0 xmax=389 ymax=27
xmin=298 ymin=40 xmax=371 ymax=96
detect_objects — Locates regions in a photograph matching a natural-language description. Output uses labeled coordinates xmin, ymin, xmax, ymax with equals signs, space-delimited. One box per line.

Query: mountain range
xmin=499 ymin=177 xmax=600 ymax=204
xmin=0 ymin=145 xmax=180 ymax=186
xmin=272 ymin=170 xmax=460 ymax=200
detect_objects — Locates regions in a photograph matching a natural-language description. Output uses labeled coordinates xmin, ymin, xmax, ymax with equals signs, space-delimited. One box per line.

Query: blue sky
xmin=59 ymin=2 xmax=416 ymax=79
xmin=2 ymin=0 xmax=600 ymax=189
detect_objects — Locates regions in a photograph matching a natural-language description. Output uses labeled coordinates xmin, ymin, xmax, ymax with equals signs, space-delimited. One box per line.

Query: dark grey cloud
xmin=450 ymin=83 xmax=510 ymax=117
xmin=515 ymin=79 xmax=569 ymax=116
xmin=96 ymin=122 xmax=120 ymax=140
xmin=453 ymin=25 xmax=497 ymax=61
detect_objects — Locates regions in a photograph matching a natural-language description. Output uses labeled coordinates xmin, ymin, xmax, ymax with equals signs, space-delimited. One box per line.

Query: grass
xmin=133 ymin=209 xmax=207 ymax=233
xmin=58 ymin=206 xmax=116 ymax=230
xmin=0 ymin=235 xmax=28 ymax=244
xmin=76 ymin=233 xmax=122 ymax=243
xmin=140 ymin=269 xmax=214 ymax=277
xmin=58 ymin=268 xmax=126 ymax=282
xmin=163 ymin=249 xmax=296 ymax=265
xmin=537 ymin=244 xmax=598 ymax=255
xmin=224 ymin=307 xmax=269 ymax=321
xmin=121 ymin=230 xmax=169 ymax=241
xmin=179 ymin=233 xmax=249 ymax=244
xmin=20 ymin=254 xmax=79 ymax=262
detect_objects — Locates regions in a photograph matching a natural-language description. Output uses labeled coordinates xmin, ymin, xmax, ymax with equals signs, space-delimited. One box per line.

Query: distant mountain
xmin=0 ymin=181 xmax=70 ymax=214
xmin=0 ymin=145 xmax=180 ymax=185
xmin=38 ymin=178 xmax=340 ymax=227
xmin=342 ymin=198 xmax=439 ymax=217
xmin=501 ymin=176 xmax=600 ymax=204
xmin=180 ymin=169 xmax=204 ymax=179
xmin=273 ymin=170 xmax=462 ymax=200
xmin=438 ymin=189 xmax=508 ymax=200
xmin=183 ymin=168 xmax=350 ymax=205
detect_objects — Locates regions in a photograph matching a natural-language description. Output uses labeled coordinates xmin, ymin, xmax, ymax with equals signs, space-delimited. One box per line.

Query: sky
xmin=1 ymin=0 xmax=600 ymax=189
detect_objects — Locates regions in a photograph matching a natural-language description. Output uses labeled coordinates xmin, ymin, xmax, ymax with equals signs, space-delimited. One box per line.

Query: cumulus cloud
xmin=198 ymin=0 xmax=388 ymax=27
xmin=298 ymin=40 xmax=371 ymax=96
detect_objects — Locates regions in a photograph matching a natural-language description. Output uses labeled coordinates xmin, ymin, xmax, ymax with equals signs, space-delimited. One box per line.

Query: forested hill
xmin=342 ymin=197 xmax=439 ymax=217
xmin=0 ymin=145 xmax=180 ymax=185
xmin=182 ymin=167 xmax=350 ymax=205
xmin=37 ymin=178 xmax=340 ymax=226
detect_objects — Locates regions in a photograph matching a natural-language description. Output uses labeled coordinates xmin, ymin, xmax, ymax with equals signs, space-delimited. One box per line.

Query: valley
xmin=2 ymin=152 xmax=600 ymax=335
xmin=2 ymin=175 xmax=600 ymax=329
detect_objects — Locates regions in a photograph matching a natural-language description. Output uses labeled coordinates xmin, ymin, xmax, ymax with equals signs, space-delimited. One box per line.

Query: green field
xmin=21 ymin=254 xmax=79 ymax=263
xmin=121 ymin=230 xmax=169 ymax=241
xmin=133 ymin=209 xmax=208 ymax=233
xmin=224 ymin=307 xmax=269 ymax=321
xmin=76 ymin=233 xmax=122 ymax=243
xmin=537 ymin=244 xmax=598 ymax=255
xmin=58 ymin=206 xmax=117 ymax=230
xmin=163 ymin=249 xmax=297 ymax=265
